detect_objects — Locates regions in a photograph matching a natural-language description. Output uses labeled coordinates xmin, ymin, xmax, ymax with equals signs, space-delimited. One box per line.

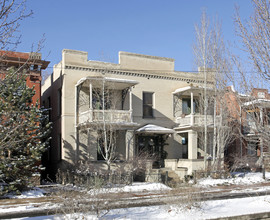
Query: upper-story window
xmin=92 ymin=89 xmax=112 ymax=110
xmin=247 ymin=140 xmax=258 ymax=156
xmin=57 ymin=89 xmax=62 ymax=117
xmin=30 ymin=64 xmax=41 ymax=72
xmin=258 ymin=92 xmax=265 ymax=98
xmin=182 ymin=98 xmax=198 ymax=115
xmin=48 ymin=96 xmax=51 ymax=121
xmin=143 ymin=92 xmax=154 ymax=118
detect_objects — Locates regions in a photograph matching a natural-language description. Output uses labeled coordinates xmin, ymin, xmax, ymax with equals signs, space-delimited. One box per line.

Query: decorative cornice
xmin=65 ymin=65 xmax=214 ymax=85
xmin=119 ymin=51 xmax=175 ymax=62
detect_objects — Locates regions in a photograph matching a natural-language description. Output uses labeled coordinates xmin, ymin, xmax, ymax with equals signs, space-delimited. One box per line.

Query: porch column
xmin=89 ymin=82 xmax=93 ymax=110
xmin=188 ymin=130 xmax=197 ymax=159
xmin=129 ymin=88 xmax=133 ymax=122
xmin=260 ymin=107 xmax=263 ymax=125
xmin=126 ymin=130 xmax=135 ymax=160
xmin=75 ymin=85 xmax=79 ymax=162
xmin=191 ymin=91 xmax=194 ymax=126
xmin=259 ymin=108 xmax=263 ymax=157
xmin=129 ymin=88 xmax=133 ymax=110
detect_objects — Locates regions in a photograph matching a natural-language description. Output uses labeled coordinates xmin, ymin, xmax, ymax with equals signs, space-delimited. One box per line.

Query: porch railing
xmin=176 ymin=114 xmax=219 ymax=127
xmin=78 ymin=109 xmax=132 ymax=124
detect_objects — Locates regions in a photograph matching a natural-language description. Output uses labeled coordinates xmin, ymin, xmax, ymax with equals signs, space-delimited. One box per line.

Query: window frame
xmin=143 ymin=92 xmax=154 ymax=118
xmin=57 ymin=88 xmax=62 ymax=117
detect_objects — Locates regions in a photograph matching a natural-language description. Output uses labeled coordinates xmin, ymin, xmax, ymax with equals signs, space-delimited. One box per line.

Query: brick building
xmin=225 ymin=86 xmax=270 ymax=171
xmin=0 ymin=50 xmax=50 ymax=106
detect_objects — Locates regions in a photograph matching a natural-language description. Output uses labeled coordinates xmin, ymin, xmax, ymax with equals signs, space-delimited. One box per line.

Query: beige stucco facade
xmin=42 ymin=49 xmax=215 ymax=179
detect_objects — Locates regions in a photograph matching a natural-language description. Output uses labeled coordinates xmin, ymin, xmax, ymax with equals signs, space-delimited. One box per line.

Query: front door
xmin=137 ymin=134 xmax=168 ymax=168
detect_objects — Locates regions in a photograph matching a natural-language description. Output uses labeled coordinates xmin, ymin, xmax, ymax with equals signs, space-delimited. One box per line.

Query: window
xmin=58 ymin=134 xmax=62 ymax=161
xmin=57 ymin=89 xmax=62 ymax=117
xmin=247 ymin=140 xmax=258 ymax=156
xmin=143 ymin=92 xmax=154 ymax=118
xmin=48 ymin=96 xmax=51 ymax=121
xmin=97 ymin=130 xmax=116 ymax=160
xmin=258 ymin=92 xmax=265 ymax=98
xmin=246 ymin=111 xmax=258 ymax=129
xmin=92 ymin=89 xmax=112 ymax=110
xmin=30 ymin=64 xmax=40 ymax=71
xmin=182 ymin=98 xmax=197 ymax=115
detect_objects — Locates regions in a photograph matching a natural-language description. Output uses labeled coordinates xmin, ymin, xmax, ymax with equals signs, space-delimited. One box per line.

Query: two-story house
xmin=225 ymin=87 xmax=270 ymax=171
xmin=42 ymin=49 xmax=215 ymax=180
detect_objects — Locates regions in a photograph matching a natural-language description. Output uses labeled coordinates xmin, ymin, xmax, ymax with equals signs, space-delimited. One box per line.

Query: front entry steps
xmin=160 ymin=167 xmax=188 ymax=181
xmin=144 ymin=167 xmax=188 ymax=185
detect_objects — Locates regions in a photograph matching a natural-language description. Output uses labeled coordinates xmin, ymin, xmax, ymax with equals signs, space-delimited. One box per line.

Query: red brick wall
xmin=25 ymin=75 xmax=41 ymax=107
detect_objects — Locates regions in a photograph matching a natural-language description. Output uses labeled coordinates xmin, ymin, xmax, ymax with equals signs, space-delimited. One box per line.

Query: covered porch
xmin=75 ymin=76 xmax=139 ymax=126
xmin=75 ymin=76 xmax=139 ymax=163
xmin=165 ymin=129 xmax=206 ymax=175
xmin=173 ymin=85 xmax=215 ymax=129
xmin=136 ymin=124 xmax=174 ymax=169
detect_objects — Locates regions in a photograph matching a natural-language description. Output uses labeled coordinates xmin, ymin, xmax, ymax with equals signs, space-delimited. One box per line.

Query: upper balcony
xmin=242 ymin=98 xmax=270 ymax=135
xmin=79 ymin=109 xmax=132 ymax=124
xmin=173 ymin=85 xmax=216 ymax=130
xmin=175 ymin=114 xmax=216 ymax=128
xmin=76 ymin=76 xmax=139 ymax=127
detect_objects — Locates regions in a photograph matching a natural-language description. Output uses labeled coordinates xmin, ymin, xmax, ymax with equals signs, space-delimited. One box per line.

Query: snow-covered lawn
xmin=7 ymin=187 xmax=45 ymax=199
xmin=87 ymin=182 xmax=171 ymax=195
xmin=196 ymin=171 xmax=270 ymax=187
xmin=100 ymin=195 xmax=270 ymax=219
xmin=4 ymin=172 xmax=270 ymax=220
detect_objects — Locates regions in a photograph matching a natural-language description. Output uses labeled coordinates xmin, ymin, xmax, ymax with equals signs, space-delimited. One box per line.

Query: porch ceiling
xmin=174 ymin=125 xmax=215 ymax=133
xmin=136 ymin=124 xmax=175 ymax=134
xmin=76 ymin=76 xmax=139 ymax=90
xmin=173 ymin=85 xmax=214 ymax=96
xmin=242 ymin=99 xmax=270 ymax=108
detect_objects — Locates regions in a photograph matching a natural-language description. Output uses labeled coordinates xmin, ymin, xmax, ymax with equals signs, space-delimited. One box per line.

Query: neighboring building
xmin=0 ymin=50 xmax=50 ymax=106
xmin=0 ymin=50 xmax=50 ymax=183
xmin=42 ymin=49 xmax=216 ymax=180
xmin=225 ymin=87 xmax=270 ymax=170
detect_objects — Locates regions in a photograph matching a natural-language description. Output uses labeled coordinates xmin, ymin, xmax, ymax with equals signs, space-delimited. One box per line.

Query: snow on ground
xmin=100 ymin=195 xmax=270 ymax=220
xmin=8 ymin=172 xmax=269 ymax=198
xmin=7 ymin=187 xmax=45 ymax=199
xmin=88 ymin=182 xmax=171 ymax=195
xmin=5 ymin=172 xmax=270 ymax=219
xmin=0 ymin=203 xmax=57 ymax=215
xmin=110 ymin=182 xmax=171 ymax=192
xmin=12 ymin=195 xmax=270 ymax=220
xmin=196 ymin=171 xmax=270 ymax=187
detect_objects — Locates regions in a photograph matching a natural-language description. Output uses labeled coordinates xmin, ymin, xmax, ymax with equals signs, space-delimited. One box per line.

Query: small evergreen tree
xmin=0 ymin=69 xmax=51 ymax=194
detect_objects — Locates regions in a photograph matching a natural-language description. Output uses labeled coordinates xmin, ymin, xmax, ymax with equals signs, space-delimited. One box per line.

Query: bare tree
xmin=235 ymin=0 xmax=270 ymax=81
xmin=94 ymin=78 xmax=120 ymax=172
xmin=78 ymin=76 xmax=125 ymax=172
xmin=193 ymin=10 xmax=212 ymax=169
xmin=232 ymin=0 xmax=270 ymax=173
xmin=0 ymin=0 xmax=32 ymax=51
xmin=194 ymin=10 xmax=237 ymax=171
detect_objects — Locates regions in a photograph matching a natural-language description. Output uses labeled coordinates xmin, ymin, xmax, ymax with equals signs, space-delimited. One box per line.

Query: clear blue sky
xmin=17 ymin=0 xmax=253 ymax=73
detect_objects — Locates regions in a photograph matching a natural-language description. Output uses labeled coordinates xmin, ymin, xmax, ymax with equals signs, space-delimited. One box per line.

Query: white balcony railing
xmin=79 ymin=109 xmax=132 ymax=125
xmin=176 ymin=114 xmax=217 ymax=127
